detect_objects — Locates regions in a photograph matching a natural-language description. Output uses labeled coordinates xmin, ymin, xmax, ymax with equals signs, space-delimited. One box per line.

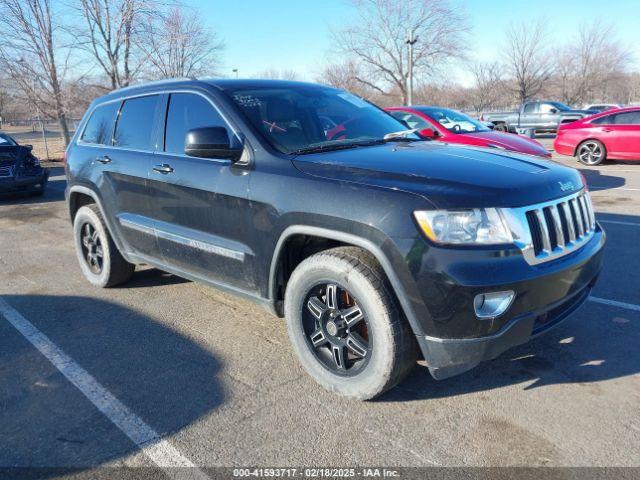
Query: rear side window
xmin=81 ymin=102 xmax=120 ymax=145
xmin=613 ymin=111 xmax=640 ymax=125
xmin=523 ymin=103 xmax=538 ymax=114
xmin=114 ymin=95 xmax=160 ymax=150
xmin=164 ymin=93 xmax=231 ymax=154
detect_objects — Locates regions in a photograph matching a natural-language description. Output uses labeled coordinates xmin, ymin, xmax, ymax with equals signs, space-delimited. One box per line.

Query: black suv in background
xmin=65 ymin=79 xmax=605 ymax=399
xmin=0 ymin=132 xmax=49 ymax=196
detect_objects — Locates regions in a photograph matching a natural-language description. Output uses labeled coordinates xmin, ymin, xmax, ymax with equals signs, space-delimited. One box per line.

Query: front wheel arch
xmin=269 ymin=226 xmax=425 ymax=338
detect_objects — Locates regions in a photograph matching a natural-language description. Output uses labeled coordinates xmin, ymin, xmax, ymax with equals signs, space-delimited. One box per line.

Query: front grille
xmin=0 ymin=166 xmax=13 ymax=178
xmin=506 ymin=191 xmax=596 ymax=266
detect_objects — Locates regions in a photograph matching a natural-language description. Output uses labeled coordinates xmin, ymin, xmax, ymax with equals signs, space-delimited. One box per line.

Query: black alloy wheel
xmin=303 ymin=282 xmax=371 ymax=376
xmin=80 ymin=222 xmax=104 ymax=274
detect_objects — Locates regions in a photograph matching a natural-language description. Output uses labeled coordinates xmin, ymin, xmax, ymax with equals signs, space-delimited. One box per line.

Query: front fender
xmin=268 ymin=224 xmax=430 ymax=337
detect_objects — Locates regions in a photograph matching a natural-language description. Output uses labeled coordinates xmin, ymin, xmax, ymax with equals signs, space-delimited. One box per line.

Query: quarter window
xmin=81 ymin=102 xmax=120 ymax=145
xmin=164 ymin=93 xmax=231 ymax=154
xmin=592 ymin=115 xmax=614 ymax=125
xmin=114 ymin=95 xmax=160 ymax=150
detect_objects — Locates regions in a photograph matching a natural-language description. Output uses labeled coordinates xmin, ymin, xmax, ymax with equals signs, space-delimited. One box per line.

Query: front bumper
xmin=0 ymin=169 xmax=49 ymax=193
xmin=418 ymin=282 xmax=593 ymax=379
xmin=403 ymin=225 xmax=605 ymax=379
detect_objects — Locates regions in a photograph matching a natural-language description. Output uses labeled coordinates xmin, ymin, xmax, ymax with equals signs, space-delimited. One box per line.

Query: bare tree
xmin=317 ymin=60 xmax=363 ymax=90
xmin=0 ymin=0 xmax=71 ymax=145
xmin=140 ymin=7 xmax=224 ymax=79
xmin=333 ymin=0 xmax=469 ymax=104
xmin=468 ymin=61 xmax=507 ymax=113
xmin=0 ymin=75 xmax=10 ymax=124
xmin=552 ymin=23 xmax=632 ymax=106
xmin=502 ymin=21 xmax=553 ymax=104
xmin=75 ymin=0 xmax=153 ymax=89
xmin=257 ymin=68 xmax=300 ymax=80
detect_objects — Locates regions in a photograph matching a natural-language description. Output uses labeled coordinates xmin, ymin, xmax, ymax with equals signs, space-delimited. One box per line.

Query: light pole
xmin=405 ymin=32 xmax=418 ymax=106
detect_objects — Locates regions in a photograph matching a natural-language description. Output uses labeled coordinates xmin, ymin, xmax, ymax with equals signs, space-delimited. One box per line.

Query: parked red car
xmin=554 ymin=107 xmax=640 ymax=165
xmin=386 ymin=106 xmax=551 ymax=158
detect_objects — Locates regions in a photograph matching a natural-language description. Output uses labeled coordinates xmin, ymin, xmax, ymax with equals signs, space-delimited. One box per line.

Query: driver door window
xmin=164 ymin=93 xmax=233 ymax=155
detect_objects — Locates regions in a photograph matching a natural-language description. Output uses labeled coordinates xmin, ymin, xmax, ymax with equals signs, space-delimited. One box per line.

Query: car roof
xmin=589 ymin=105 xmax=640 ymax=117
xmin=100 ymin=78 xmax=333 ymax=102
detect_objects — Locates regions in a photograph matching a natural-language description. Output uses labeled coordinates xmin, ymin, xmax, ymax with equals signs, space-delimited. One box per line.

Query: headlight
xmin=414 ymin=208 xmax=513 ymax=245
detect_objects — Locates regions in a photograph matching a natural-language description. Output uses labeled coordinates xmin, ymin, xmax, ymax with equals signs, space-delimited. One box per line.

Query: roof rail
xmin=106 ymin=77 xmax=198 ymax=95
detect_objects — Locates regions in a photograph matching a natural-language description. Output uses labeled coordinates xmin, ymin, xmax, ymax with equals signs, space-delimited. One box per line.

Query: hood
xmin=293 ymin=142 xmax=583 ymax=209
xmin=458 ymin=131 xmax=550 ymax=157
xmin=560 ymin=110 xmax=591 ymax=117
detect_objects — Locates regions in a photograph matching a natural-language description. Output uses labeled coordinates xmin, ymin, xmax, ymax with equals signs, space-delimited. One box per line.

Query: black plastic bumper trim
xmin=417 ymin=284 xmax=592 ymax=380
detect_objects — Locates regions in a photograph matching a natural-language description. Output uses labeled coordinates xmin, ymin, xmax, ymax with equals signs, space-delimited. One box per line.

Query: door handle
xmin=153 ymin=163 xmax=174 ymax=174
xmin=602 ymin=128 xmax=612 ymax=132
xmin=96 ymin=155 xmax=112 ymax=164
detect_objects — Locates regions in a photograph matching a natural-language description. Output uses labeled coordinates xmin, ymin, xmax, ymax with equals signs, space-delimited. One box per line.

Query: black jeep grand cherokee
xmin=65 ymin=79 xmax=604 ymax=399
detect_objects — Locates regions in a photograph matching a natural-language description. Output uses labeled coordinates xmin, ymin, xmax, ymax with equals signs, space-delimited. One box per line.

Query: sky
xmin=185 ymin=0 xmax=640 ymax=85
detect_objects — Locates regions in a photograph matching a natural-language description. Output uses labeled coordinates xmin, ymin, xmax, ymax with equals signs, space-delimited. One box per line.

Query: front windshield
xmin=416 ymin=107 xmax=490 ymax=134
xmin=225 ymin=85 xmax=419 ymax=154
xmin=0 ymin=133 xmax=17 ymax=146
xmin=549 ymin=102 xmax=572 ymax=111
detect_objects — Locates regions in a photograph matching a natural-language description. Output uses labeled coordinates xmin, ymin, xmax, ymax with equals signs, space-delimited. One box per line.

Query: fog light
xmin=474 ymin=291 xmax=515 ymax=319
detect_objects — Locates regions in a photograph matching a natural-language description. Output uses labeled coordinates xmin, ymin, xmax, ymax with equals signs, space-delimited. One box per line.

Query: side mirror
xmin=418 ymin=127 xmax=438 ymax=139
xmin=24 ymin=144 xmax=33 ymax=151
xmin=185 ymin=127 xmax=242 ymax=160
xmin=548 ymin=108 xmax=558 ymax=114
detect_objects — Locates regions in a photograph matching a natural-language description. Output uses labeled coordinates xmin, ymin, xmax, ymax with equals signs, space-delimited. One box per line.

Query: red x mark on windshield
xmin=263 ymin=120 xmax=287 ymax=132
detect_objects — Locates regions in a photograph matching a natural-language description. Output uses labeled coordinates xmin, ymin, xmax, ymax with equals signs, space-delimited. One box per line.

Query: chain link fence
xmin=0 ymin=118 xmax=80 ymax=162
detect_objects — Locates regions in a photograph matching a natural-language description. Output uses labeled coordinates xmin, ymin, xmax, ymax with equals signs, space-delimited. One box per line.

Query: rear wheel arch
xmin=268 ymin=226 xmax=422 ymax=337
xmin=575 ymin=138 xmax=607 ymax=165
xmin=68 ymin=185 xmax=131 ymax=262
xmin=68 ymin=186 xmax=103 ymax=221
xmin=573 ymin=138 xmax=607 ymax=156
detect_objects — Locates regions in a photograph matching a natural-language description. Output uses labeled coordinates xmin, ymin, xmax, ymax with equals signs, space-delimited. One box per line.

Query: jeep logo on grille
xmin=558 ymin=181 xmax=575 ymax=192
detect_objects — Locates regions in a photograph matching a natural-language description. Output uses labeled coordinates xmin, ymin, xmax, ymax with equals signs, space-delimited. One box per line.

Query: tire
xmin=284 ymin=246 xmax=417 ymax=400
xmin=73 ymin=204 xmax=135 ymax=287
xmin=576 ymin=140 xmax=606 ymax=166
xmin=493 ymin=123 xmax=508 ymax=133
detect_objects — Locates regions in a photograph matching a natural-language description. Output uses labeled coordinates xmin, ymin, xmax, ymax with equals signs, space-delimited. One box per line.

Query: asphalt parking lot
xmin=1 ymin=140 xmax=639 ymax=475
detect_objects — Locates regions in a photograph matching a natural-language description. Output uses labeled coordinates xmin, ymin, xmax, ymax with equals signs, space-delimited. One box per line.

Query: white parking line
xmin=598 ymin=219 xmax=640 ymax=227
xmin=589 ymin=296 xmax=640 ymax=313
xmin=0 ymin=298 xmax=208 ymax=479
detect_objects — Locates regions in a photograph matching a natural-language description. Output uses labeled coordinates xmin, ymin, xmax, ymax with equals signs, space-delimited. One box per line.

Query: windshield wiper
xmin=290 ymin=139 xmax=384 ymax=156
xmin=382 ymin=129 xmax=419 ymax=141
